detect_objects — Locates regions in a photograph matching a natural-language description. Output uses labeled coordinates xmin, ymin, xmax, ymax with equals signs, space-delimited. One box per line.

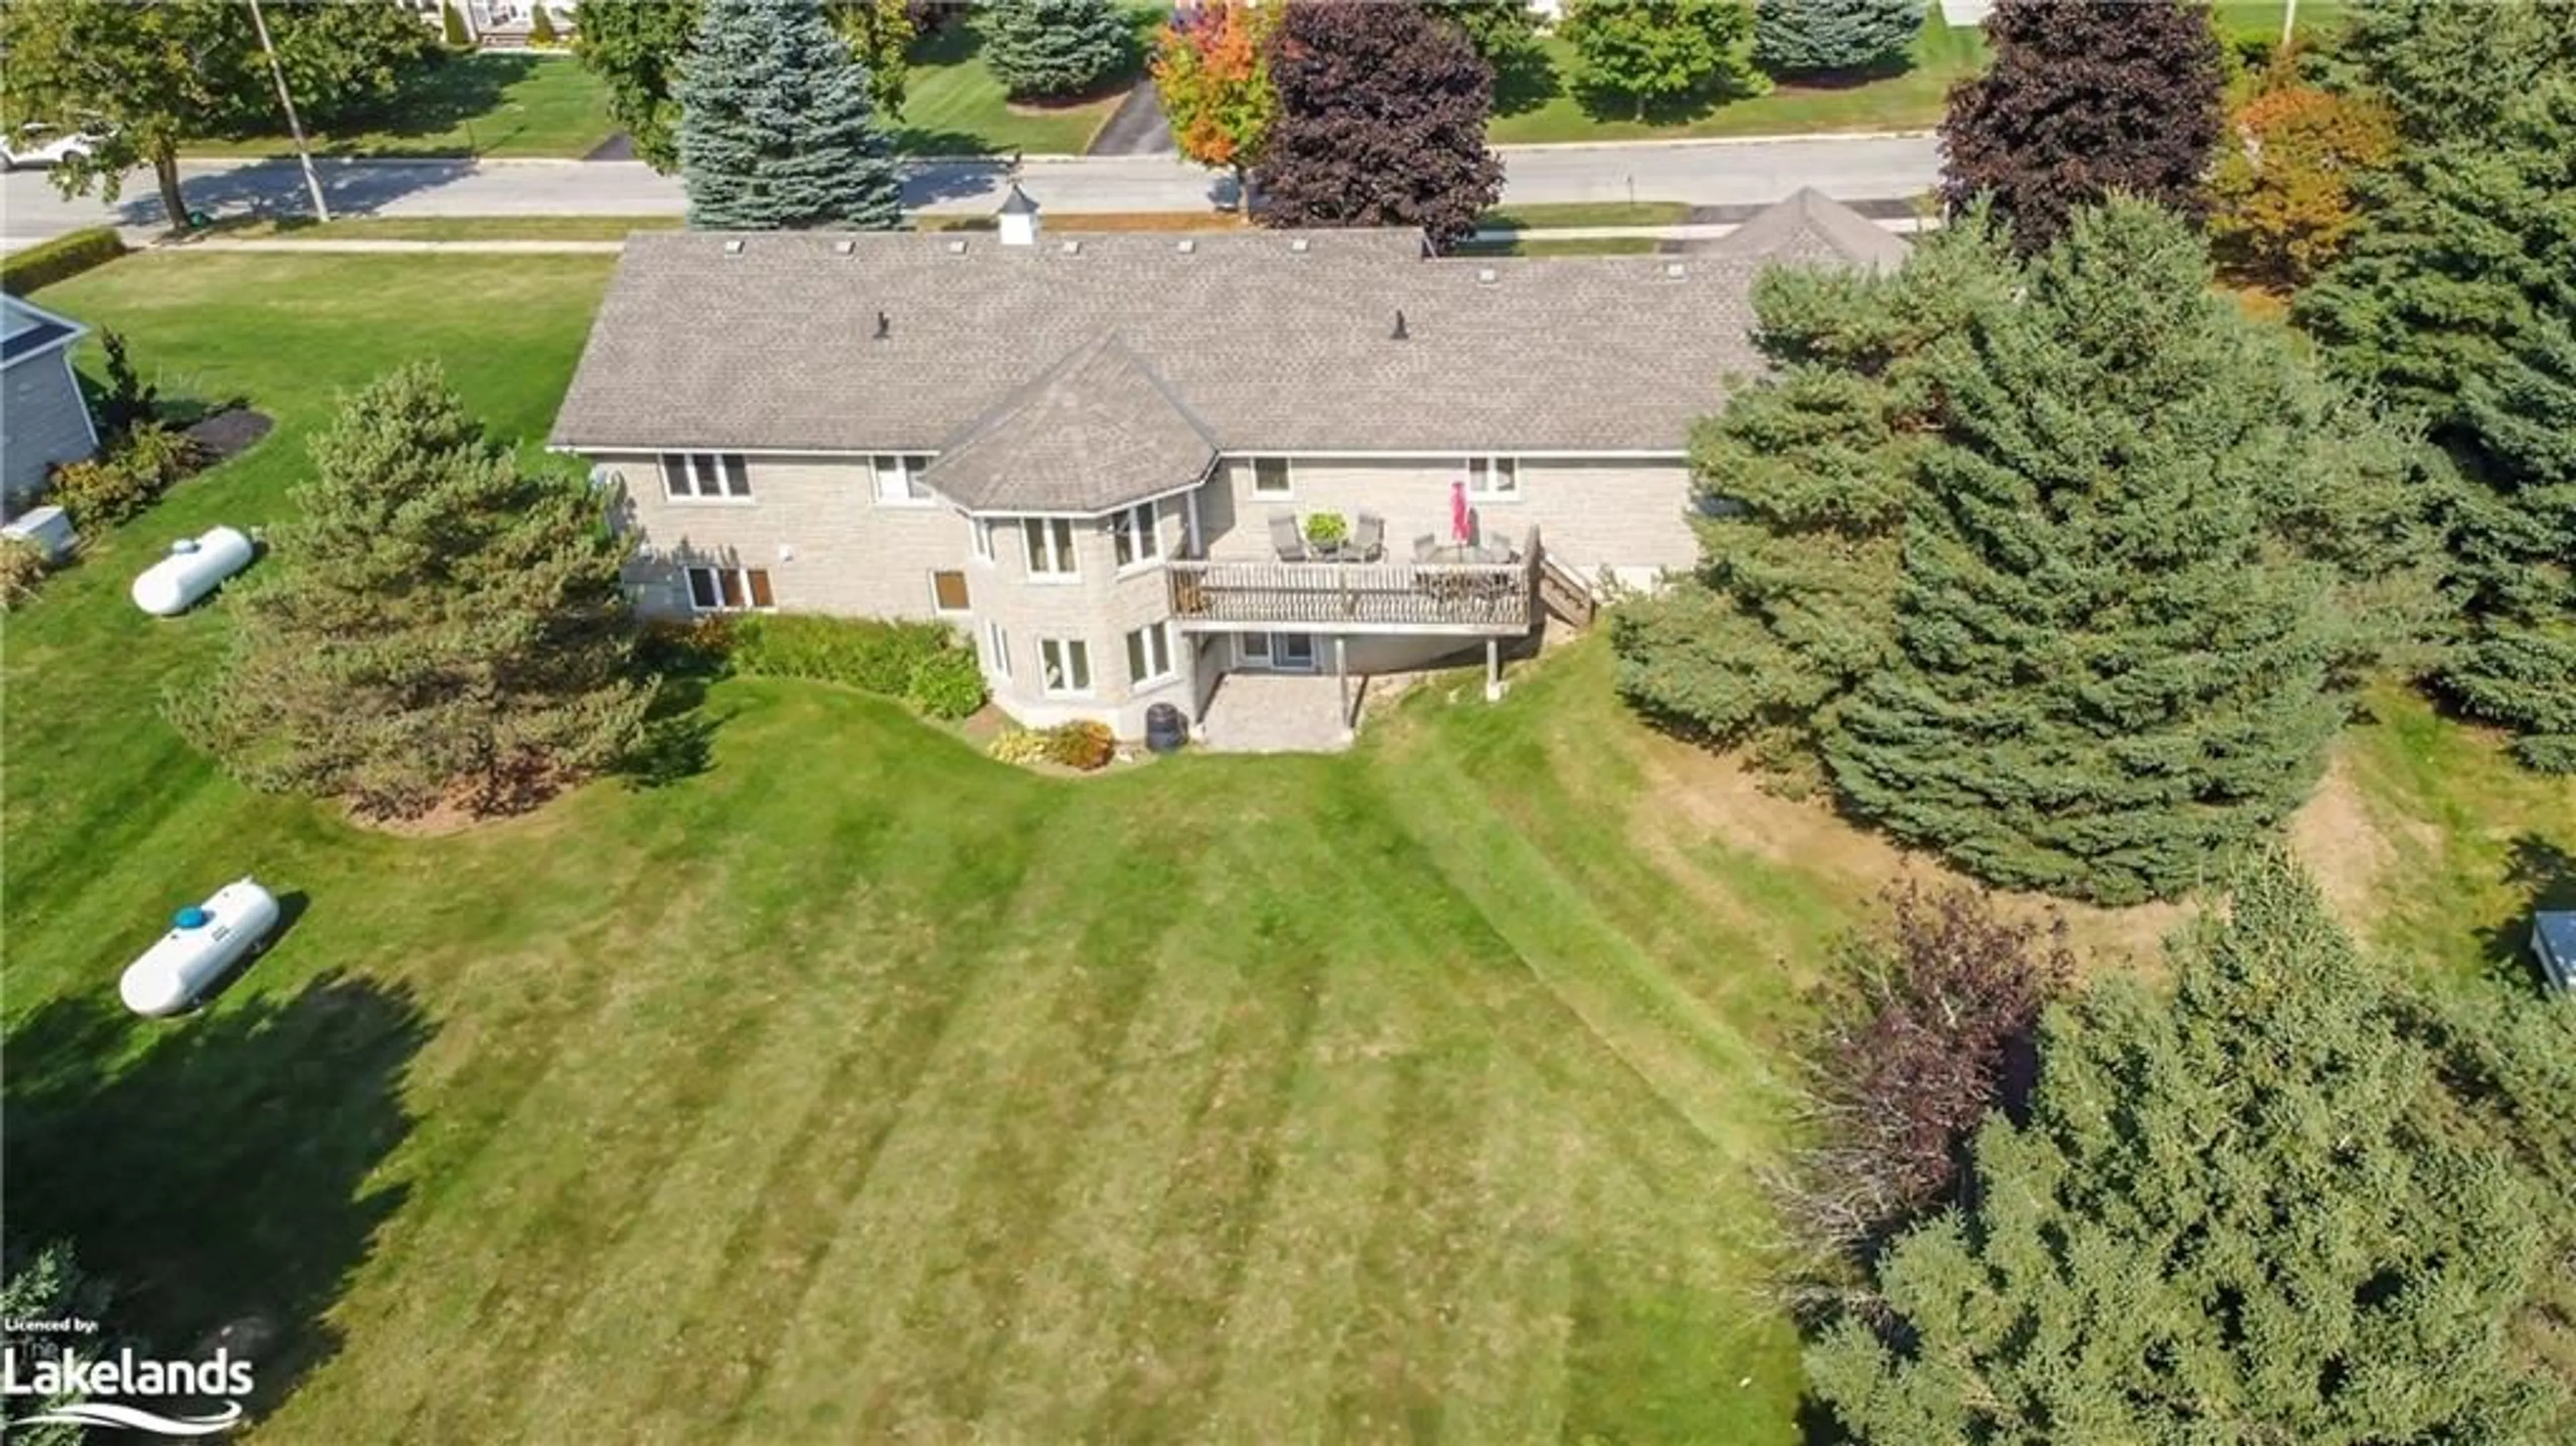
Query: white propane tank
xmin=119 ymin=877 xmax=282 ymax=1017
xmin=131 ymin=526 xmax=255 ymax=616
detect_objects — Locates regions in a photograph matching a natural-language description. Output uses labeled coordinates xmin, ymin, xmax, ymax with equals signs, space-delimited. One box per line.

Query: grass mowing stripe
xmin=879 ymin=843 xmax=1201 ymax=1427
xmin=968 ymin=907 xmax=1265 ymax=1435
xmin=1432 ymin=1048 xmax=1581 ymax=1445
xmin=1083 ymin=834 xmax=1339 ymax=1442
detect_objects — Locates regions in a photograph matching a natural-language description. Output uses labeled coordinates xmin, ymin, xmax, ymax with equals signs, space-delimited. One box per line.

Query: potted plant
xmin=1303 ymin=511 xmax=1350 ymax=549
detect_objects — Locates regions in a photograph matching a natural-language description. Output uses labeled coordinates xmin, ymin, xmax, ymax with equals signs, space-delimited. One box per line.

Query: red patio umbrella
xmin=1450 ymin=480 xmax=1472 ymax=550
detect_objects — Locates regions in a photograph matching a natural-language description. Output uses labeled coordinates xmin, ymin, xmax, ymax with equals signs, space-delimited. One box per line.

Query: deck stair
xmin=1533 ymin=537 xmax=1598 ymax=629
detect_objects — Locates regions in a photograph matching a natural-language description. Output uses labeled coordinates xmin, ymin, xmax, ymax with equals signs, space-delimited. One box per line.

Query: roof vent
xmin=945 ymin=238 xmax=969 ymax=254
xmin=998 ymin=182 xmax=1041 ymax=247
xmin=1662 ymin=260 xmax=1686 ymax=280
xmin=1060 ymin=239 xmax=1081 ymax=255
xmin=721 ymin=238 xmax=745 ymax=256
xmin=1476 ymin=266 xmax=1498 ymax=285
xmin=1391 ymin=309 xmax=1409 ymax=341
xmin=1289 ymin=237 xmax=1310 ymax=254
xmin=873 ymin=310 xmax=890 ymax=341
xmin=832 ymin=239 xmax=856 ymax=256
xmin=1175 ymin=238 xmax=1195 ymax=254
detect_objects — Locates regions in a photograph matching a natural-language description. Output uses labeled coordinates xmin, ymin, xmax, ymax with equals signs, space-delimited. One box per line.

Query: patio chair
xmin=1413 ymin=533 xmax=1440 ymax=563
xmin=1269 ymin=510 xmax=1309 ymax=562
xmin=1352 ymin=511 xmax=1385 ymax=561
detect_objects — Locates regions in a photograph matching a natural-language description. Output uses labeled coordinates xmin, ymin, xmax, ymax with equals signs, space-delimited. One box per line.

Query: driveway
xmin=1 ymin=133 xmax=1943 ymax=249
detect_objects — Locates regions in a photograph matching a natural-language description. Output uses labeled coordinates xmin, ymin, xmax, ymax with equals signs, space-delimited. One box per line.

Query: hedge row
xmin=726 ymin=612 xmax=988 ymax=720
xmin=1 ymin=227 xmax=127 ymax=297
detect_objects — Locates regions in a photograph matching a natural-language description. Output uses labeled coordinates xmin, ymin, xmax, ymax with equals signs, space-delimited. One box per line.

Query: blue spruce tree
xmin=679 ymin=0 xmax=902 ymax=231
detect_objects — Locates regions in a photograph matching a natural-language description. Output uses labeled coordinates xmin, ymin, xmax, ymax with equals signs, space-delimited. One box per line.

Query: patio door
xmin=1235 ymin=632 xmax=1318 ymax=673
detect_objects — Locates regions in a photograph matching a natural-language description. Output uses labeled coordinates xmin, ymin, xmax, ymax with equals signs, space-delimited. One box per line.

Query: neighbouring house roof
xmin=549 ymin=191 xmax=1911 ymax=499
xmin=1705 ymin=187 xmax=1916 ymax=272
xmin=926 ymin=335 xmax=1218 ymax=512
xmin=1 ymin=294 xmax=86 ymax=368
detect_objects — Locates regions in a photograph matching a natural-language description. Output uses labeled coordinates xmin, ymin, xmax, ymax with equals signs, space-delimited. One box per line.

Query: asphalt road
xmin=0 ymin=133 xmax=1940 ymax=249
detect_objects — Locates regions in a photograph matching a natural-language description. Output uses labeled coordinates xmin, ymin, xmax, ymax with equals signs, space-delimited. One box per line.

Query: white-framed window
xmin=871 ymin=453 xmax=933 ymax=504
xmin=1466 ymin=455 xmax=1519 ymax=501
xmin=1124 ymin=620 xmax=1175 ymax=687
xmin=983 ymin=620 xmax=1011 ymax=678
xmin=1250 ymin=457 xmax=1293 ymax=498
xmin=1023 ymin=516 xmax=1078 ymax=579
xmin=684 ymin=564 xmax=773 ymax=612
xmin=1039 ymin=637 xmax=1091 ymax=696
xmin=662 ymin=452 xmax=750 ymax=500
xmin=1110 ymin=500 xmax=1163 ymax=569
xmin=969 ymin=515 xmax=994 ymax=563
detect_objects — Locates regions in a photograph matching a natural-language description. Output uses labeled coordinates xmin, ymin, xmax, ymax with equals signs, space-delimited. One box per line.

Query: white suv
xmin=0 ymin=122 xmax=106 ymax=171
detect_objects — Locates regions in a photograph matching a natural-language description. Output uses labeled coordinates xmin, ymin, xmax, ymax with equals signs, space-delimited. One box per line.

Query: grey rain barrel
xmin=1144 ymin=703 xmax=1188 ymax=755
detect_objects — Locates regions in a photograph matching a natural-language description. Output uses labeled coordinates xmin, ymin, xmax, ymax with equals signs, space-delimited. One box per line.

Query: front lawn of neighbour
xmin=1487 ymin=15 xmax=1986 ymax=146
xmin=187 ymin=52 xmax=617 ymax=160
xmin=891 ymin=10 xmax=1155 ymax=156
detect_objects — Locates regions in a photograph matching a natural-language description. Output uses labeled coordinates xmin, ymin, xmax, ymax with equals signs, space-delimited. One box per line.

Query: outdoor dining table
xmin=1421 ymin=543 xmax=1517 ymax=565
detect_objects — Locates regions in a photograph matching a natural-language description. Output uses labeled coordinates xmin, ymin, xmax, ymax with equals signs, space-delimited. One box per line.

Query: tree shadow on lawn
xmin=1 ymin=972 xmax=432 ymax=1423
xmin=1490 ymin=46 xmax=1564 ymax=118
xmin=2478 ymin=834 xmax=2576 ymax=991
xmin=220 ymin=52 xmax=541 ymax=156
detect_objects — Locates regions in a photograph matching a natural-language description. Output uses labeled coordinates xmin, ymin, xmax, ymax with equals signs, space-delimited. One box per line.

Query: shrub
xmin=1040 ymin=719 xmax=1116 ymax=770
xmin=529 ymin=2 xmax=557 ymax=45
xmin=48 ymin=457 xmax=153 ymax=531
xmin=0 ymin=227 xmax=126 ymax=297
xmin=981 ymin=0 xmax=1138 ymax=101
xmin=727 ymin=612 xmax=987 ymax=718
xmin=904 ymin=646 xmax=988 ymax=720
xmin=97 ymin=330 xmax=158 ymax=441
xmin=115 ymin=421 xmax=208 ymax=491
xmin=986 ymin=727 xmax=1053 ymax=765
xmin=636 ymin=614 xmax=735 ymax=677
xmin=0 ymin=538 xmax=49 ymax=611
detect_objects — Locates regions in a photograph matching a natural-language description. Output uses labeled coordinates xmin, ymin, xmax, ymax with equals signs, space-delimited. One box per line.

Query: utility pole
xmin=248 ymin=0 xmax=331 ymax=223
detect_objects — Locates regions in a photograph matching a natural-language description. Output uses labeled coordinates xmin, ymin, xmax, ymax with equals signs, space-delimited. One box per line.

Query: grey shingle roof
xmin=549 ymin=192 xmax=1902 ymax=471
xmin=1705 ymin=187 xmax=1915 ymax=271
xmin=924 ymin=335 xmax=1217 ymax=511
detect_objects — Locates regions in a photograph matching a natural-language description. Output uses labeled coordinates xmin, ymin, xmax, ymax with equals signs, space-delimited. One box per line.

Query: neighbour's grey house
xmin=549 ymin=187 xmax=1909 ymax=740
xmin=1 ymin=294 xmax=98 ymax=515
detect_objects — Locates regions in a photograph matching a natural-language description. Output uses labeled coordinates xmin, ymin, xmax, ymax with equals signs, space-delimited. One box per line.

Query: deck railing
xmin=1166 ymin=529 xmax=1540 ymax=634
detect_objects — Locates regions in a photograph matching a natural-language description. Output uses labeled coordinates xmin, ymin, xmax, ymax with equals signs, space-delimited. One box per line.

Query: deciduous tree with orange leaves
xmin=1151 ymin=0 xmax=1279 ymax=211
xmin=2208 ymin=80 xmax=2398 ymax=288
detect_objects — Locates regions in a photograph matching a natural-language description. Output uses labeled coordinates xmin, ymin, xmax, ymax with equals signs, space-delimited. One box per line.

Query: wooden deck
xmin=1167 ymin=528 xmax=1541 ymax=636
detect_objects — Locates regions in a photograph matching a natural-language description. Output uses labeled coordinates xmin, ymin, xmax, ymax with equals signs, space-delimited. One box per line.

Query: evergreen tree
xmin=1612 ymin=213 xmax=2019 ymax=778
xmin=1825 ymin=201 xmax=2409 ymax=904
xmin=2296 ymin=17 xmax=2576 ymax=772
xmin=678 ymin=0 xmax=902 ymax=230
xmin=1558 ymin=0 xmax=1764 ymax=117
xmin=1939 ymin=0 xmax=2222 ymax=252
xmin=1257 ymin=0 xmax=1503 ymax=250
xmin=981 ymin=0 xmax=1137 ymax=101
xmin=1754 ymin=0 xmax=1923 ymax=78
xmin=170 ymin=363 xmax=649 ymax=821
xmin=1809 ymin=854 xmax=2562 ymax=1445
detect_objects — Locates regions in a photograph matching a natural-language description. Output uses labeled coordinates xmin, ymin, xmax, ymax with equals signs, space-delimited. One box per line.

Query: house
xmin=1 ymin=294 xmax=99 ymax=516
xmin=549 ymin=188 xmax=1909 ymax=740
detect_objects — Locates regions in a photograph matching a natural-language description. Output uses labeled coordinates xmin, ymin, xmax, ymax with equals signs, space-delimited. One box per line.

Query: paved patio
xmin=1197 ymin=673 xmax=1354 ymax=754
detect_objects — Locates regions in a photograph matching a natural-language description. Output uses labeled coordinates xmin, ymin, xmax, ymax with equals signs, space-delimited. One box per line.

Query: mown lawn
xmin=5 ymin=253 xmax=1825 ymax=1441
xmin=890 ymin=7 xmax=1161 ymax=156
xmin=189 ymin=52 xmax=616 ymax=160
xmin=1487 ymin=15 xmax=1986 ymax=146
